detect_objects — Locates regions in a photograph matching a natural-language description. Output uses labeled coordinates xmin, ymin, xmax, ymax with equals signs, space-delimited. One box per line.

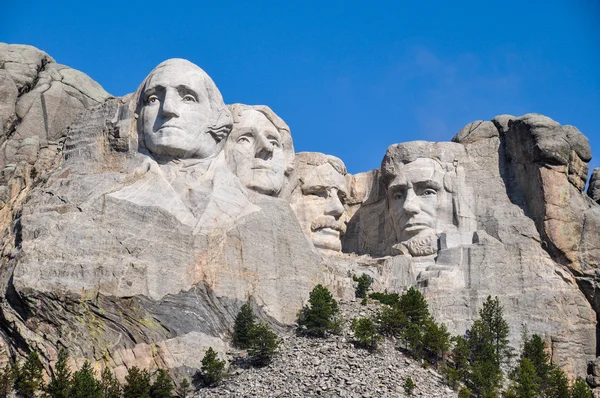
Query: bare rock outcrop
xmin=0 ymin=44 xmax=598 ymax=390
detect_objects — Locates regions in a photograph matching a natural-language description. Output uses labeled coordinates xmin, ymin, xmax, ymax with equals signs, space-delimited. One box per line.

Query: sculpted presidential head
xmin=136 ymin=59 xmax=232 ymax=159
xmin=381 ymin=142 xmax=466 ymax=257
xmin=290 ymin=152 xmax=348 ymax=252
xmin=226 ymin=104 xmax=294 ymax=196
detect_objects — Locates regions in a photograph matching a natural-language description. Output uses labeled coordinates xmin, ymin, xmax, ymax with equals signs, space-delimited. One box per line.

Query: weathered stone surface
xmin=590 ymin=168 xmax=600 ymax=203
xmin=226 ymin=104 xmax=295 ymax=198
xmin=0 ymin=44 xmax=598 ymax=388
xmin=289 ymin=152 xmax=350 ymax=253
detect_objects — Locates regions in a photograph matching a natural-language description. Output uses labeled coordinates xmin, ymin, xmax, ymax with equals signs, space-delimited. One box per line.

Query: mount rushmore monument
xmin=0 ymin=43 xmax=599 ymax=385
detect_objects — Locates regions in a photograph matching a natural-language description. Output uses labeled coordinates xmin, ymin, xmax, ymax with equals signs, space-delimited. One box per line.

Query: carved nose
xmin=402 ymin=191 xmax=420 ymax=215
xmin=325 ymin=189 xmax=344 ymax=218
xmin=255 ymin=135 xmax=273 ymax=160
xmin=161 ymin=94 xmax=180 ymax=118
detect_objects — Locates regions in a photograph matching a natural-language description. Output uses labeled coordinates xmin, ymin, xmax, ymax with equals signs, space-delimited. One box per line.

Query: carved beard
xmin=392 ymin=233 xmax=439 ymax=257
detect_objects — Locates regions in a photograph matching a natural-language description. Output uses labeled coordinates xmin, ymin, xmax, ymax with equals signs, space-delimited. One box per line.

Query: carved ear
xmin=443 ymin=171 xmax=454 ymax=193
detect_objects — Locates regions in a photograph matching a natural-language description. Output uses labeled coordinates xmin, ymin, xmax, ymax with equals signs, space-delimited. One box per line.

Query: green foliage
xmin=521 ymin=334 xmax=550 ymax=389
xmin=545 ymin=366 xmax=570 ymax=398
xmin=457 ymin=386 xmax=471 ymax=398
xmin=123 ymin=366 xmax=152 ymax=398
xmin=353 ymin=273 xmax=373 ymax=299
xmin=458 ymin=296 xmax=510 ymax=398
xmin=14 ymin=351 xmax=44 ymax=398
xmin=233 ymin=302 xmax=255 ymax=349
xmin=45 ymin=348 xmax=71 ymax=398
xmin=478 ymin=296 xmax=511 ymax=366
xmin=247 ymin=323 xmax=280 ymax=367
xmin=422 ymin=319 xmax=450 ymax=364
xmin=506 ymin=358 xmax=540 ymax=398
xmin=100 ymin=367 xmax=121 ymax=398
xmin=297 ymin=284 xmax=340 ymax=337
xmin=399 ymin=287 xmax=430 ymax=326
xmin=0 ymin=363 xmax=14 ymax=398
xmin=368 ymin=292 xmax=400 ymax=306
xmin=571 ymin=377 xmax=593 ymax=398
xmin=350 ymin=317 xmax=381 ymax=351
xmin=378 ymin=304 xmax=407 ymax=337
xmin=150 ymin=369 xmax=174 ymax=398
xmin=200 ymin=347 xmax=226 ymax=387
xmin=403 ymin=376 xmax=415 ymax=396
xmin=175 ymin=378 xmax=190 ymax=398
xmin=70 ymin=361 xmax=102 ymax=398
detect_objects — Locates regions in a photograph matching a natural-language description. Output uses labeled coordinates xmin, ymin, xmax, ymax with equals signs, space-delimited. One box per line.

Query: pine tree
xmin=351 ymin=317 xmax=381 ymax=351
xmin=175 ymin=378 xmax=190 ymax=398
xmin=247 ymin=323 xmax=280 ymax=367
xmin=545 ymin=366 xmax=569 ymax=398
xmin=378 ymin=303 xmax=408 ymax=337
xmin=447 ymin=335 xmax=470 ymax=388
xmin=297 ymin=284 xmax=340 ymax=337
xmin=403 ymin=376 xmax=415 ymax=396
xmin=0 ymin=363 xmax=14 ymax=398
xmin=399 ymin=287 xmax=430 ymax=326
xmin=458 ymin=386 xmax=471 ymax=398
xmin=507 ymin=357 xmax=540 ymax=398
xmin=521 ymin=334 xmax=550 ymax=388
xmin=571 ymin=377 xmax=593 ymax=398
xmin=232 ymin=302 xmax=255 ymax=349
xmin=45 ymin=348 xmax=71 ymax=398
xmin=70 ymin=361 xmax=102 ymax=398
xmin=123 ymin=366 xmax=151 ymax=398
xmin=14 ymin=351 xmax=44 ymax=398
xmin=199 ymin=347 xmax=226 ymax=387
xmin=99 ymin=367 xmax=121 ymax=398
xmin=353 ymin=274 xmax=373 ymax=299
xmin=150 ymin=369 xmax=173 ymax=398
xmin=479 ymin=296 xmax=511 ymax=366
xmin=422 ymin=319 xmax=450 ymax=364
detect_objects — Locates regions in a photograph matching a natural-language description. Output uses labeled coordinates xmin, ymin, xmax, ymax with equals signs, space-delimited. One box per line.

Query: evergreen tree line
xmin=345 ymin=275 xmax=594 ymax=398
xmin=0 ymin=348 xmax=191 ymax=398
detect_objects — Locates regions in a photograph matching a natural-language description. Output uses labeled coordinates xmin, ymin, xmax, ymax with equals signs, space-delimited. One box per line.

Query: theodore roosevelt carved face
xmin=386 ymin=158 xmax=454 ymax=256
xmin=290 ymin=153 xmax=348 ymax=252
xmin=226 ymin=105 xmax=294 ymax=196
xmin=137 ymin=59 xmax=231 ymax=159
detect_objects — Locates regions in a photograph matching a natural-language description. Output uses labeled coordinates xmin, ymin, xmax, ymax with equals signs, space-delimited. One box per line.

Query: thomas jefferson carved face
xmin=226 ymin=109 xmax=286 ymax=196
xmin=290 ymin=154 xmax=348 ymax=252
xmin=387 ymin=158 xmax=453 ymax=256
xmin=138 ymin=59 xmax=230 ymax=159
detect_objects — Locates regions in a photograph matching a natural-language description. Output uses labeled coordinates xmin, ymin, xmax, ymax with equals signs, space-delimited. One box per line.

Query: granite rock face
xmin=0 ymin=44 xmax=599 ymax=387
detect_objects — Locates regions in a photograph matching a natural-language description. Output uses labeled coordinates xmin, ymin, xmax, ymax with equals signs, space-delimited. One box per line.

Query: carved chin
xmin=311 ymin=229 xmax=342 ymax=252
xmin=394 ymin=234 xmax=439 ymax=257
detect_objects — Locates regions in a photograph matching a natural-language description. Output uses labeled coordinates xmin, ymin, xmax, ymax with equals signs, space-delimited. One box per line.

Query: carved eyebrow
xmin=175 ymin=84 xmax=199 ymax=98
xmin=413 ymin=179 xmax=442 ymax=190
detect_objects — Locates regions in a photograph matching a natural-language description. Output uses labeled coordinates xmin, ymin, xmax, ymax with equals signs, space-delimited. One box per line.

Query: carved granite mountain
xmin=0 ymin=43 xmax=599 ymax=389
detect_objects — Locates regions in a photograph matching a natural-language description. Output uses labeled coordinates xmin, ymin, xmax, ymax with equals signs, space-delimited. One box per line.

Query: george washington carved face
xmin=137 ymin=59 xmax=231 ymax=159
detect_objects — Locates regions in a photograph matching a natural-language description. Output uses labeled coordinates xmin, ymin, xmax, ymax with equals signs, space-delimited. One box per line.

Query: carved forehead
xmin=230 ymin=109 xmax=279 ymax=138
xmin=300 ymin=162 xmax=348 ymax=194
xmin=144 ymin=59 xmax=210 ymax=92
xmin=390 ymin=158 xmax=445 ymax=186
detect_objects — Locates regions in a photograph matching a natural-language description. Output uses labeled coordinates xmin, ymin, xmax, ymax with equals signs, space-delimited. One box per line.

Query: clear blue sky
xmin=3 ymin=0 xmax=599 ymax=180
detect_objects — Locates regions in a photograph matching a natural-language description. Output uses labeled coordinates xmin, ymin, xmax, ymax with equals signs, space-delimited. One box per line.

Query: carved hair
xmin=294 ymin=152 xmax=347 ymax=176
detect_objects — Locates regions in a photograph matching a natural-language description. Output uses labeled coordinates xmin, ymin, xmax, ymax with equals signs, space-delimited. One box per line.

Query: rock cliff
xmin=0 ymin=43 xmax=598 ymax=389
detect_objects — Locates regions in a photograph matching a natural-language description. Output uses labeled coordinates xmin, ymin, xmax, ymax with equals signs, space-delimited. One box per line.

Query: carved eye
xmin=237 ymin=134 xmax=253 ymax=144
xmin=421 ymin=189 xmax=437 ymax=197
xmin=268 ymin=137 xmax=280 ymax=147
xmin=147 ymin=95 xmax=159 ymax=104
xmin=182 ymin=94 xmax=196 ymax=102
xmin=392 ymin=191 xmax=404 ymax=200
